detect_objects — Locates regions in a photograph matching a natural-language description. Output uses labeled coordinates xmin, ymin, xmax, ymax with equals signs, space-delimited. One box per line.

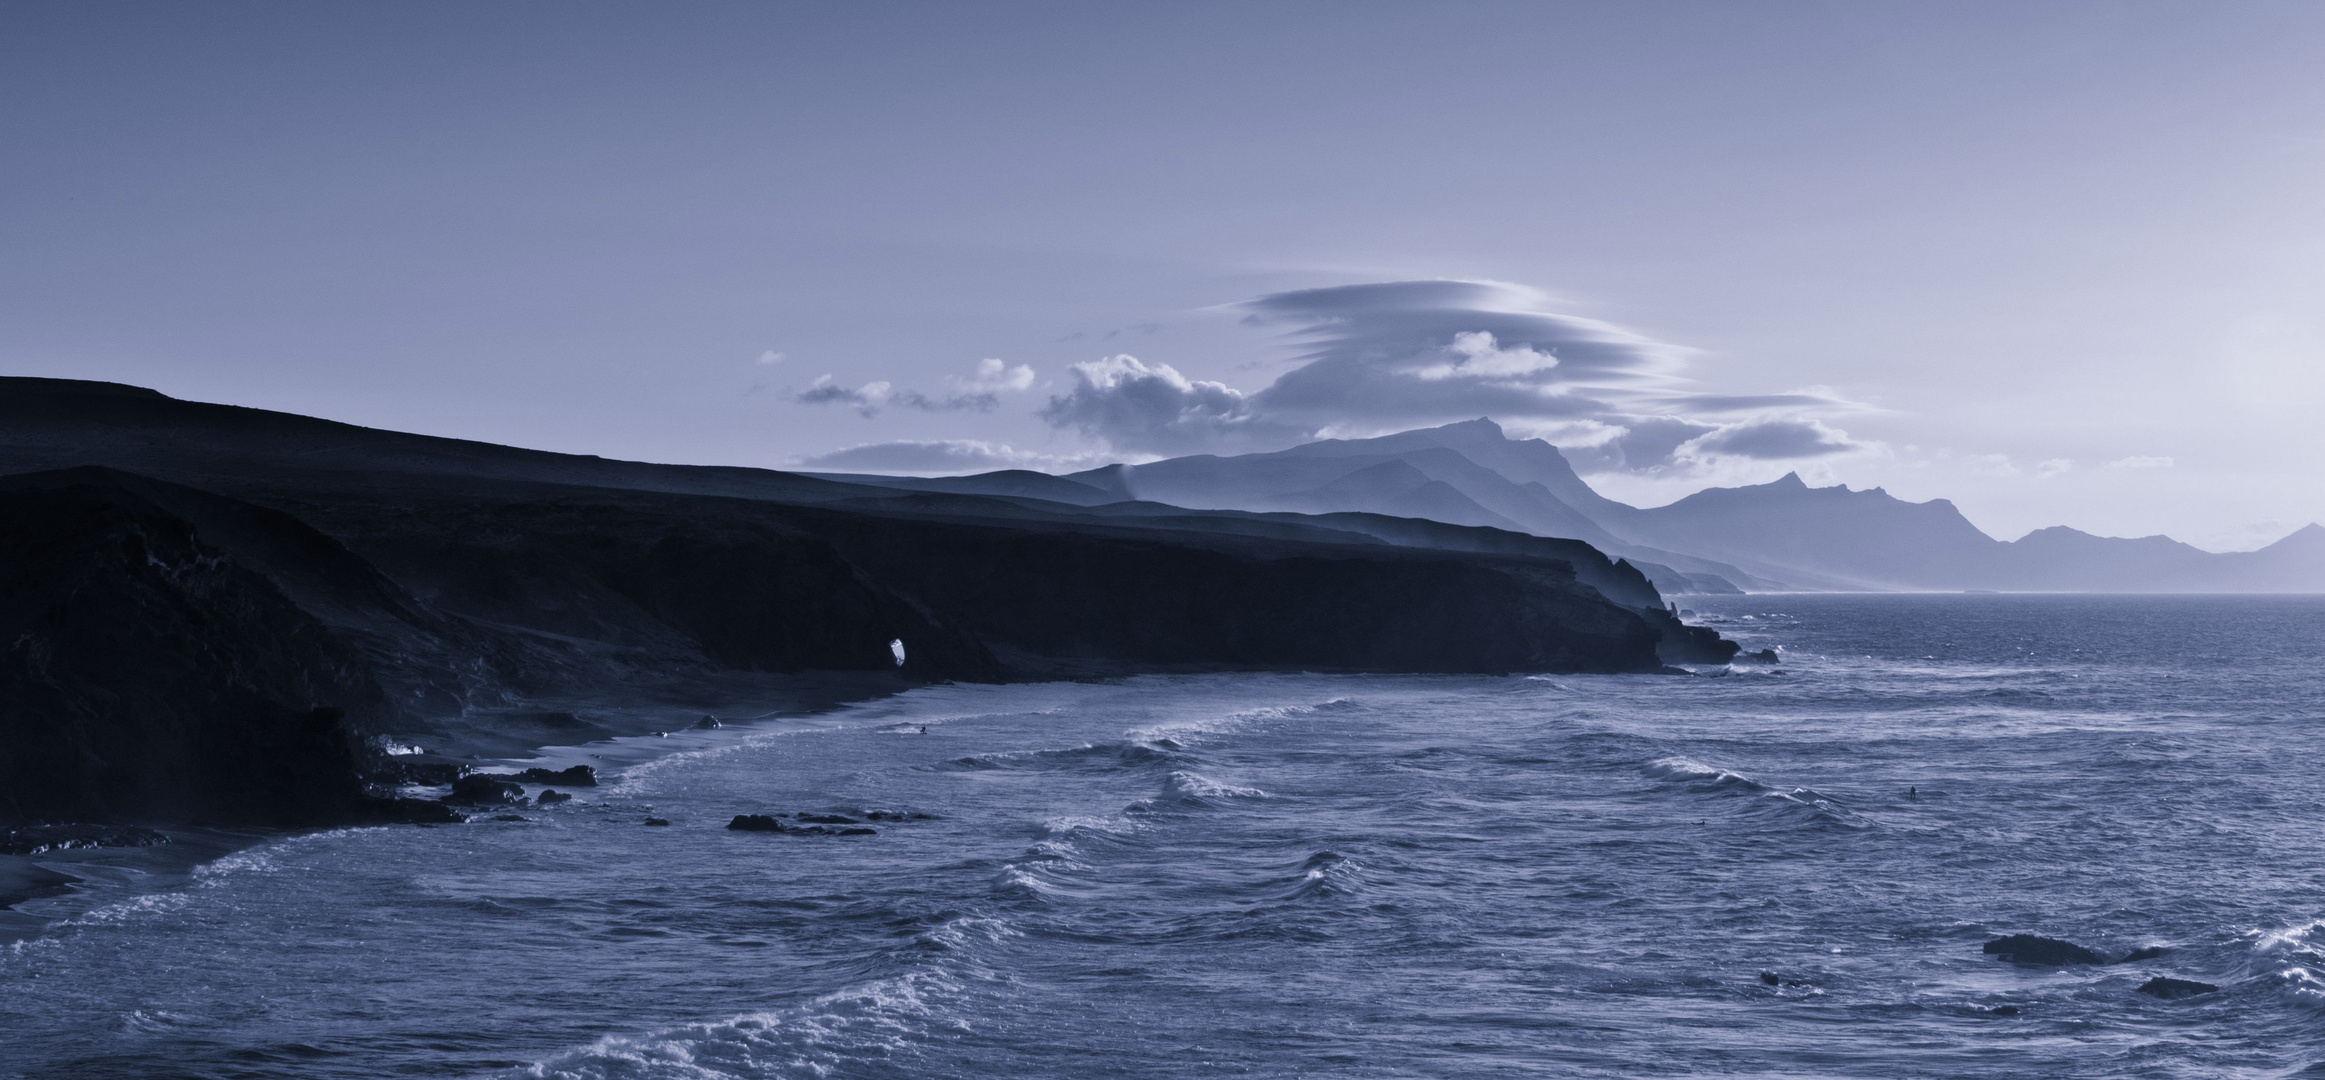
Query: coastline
xmin=0 ymin=672 xmax=922 ymax=944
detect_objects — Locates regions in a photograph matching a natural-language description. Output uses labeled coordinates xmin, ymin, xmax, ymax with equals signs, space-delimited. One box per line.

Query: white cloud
xmin=1038 ymin=354 xmax=1305 ymax=455
xmin=789 ymin=358 xmax=1037 ymax=417
xmin=757 ymin=350 xmax=787 ymax=366
xmin=958 ymin=358 xmax=1035 ymax=393
xmin=2106 ymin=455 xmax=2175 ymax=470
xmin=1676 ymin=418 xmax=1859 ymax=462
xmin=1036 ymin=279 xmax=1867 ymax=473
xmin=796 ymin=439 xmax=1107 ymax=475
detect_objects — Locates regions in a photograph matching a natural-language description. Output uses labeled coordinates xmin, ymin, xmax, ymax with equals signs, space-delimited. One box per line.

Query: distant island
xmin=0 ymin=378 xmax=1733 ymax=830
xmin=811 ymin=417 xmax=2325 ymax=595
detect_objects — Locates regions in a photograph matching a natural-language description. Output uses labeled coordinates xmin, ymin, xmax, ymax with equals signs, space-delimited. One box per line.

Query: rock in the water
xmin=513 ymin=765 xmax=596 ymax=787
xmin=643 ymin=817 xmax=671 ymax=826
xmin=1986 ymin=1005 xmax=2021 ymax=1016
xmin=2118 ymin=945 xmax=2169 ymax=963
xmin=835 ymin=826 xmax=877 ymax=836
xmin=536 ymin=789 xmax=572 ymax=805
xmin=1984 ymin=934 xmax=2106 ymax=966
xmin=491 ymin=814 xmax=528 ymax=822
xmin=1759 ymin=971 xmax=1780 ymax=986
xmin=862 ymin=810 xmax=939 ymax=821
xmin=727 ymin=814 xmax=786 ymax=832
xmin=443 ymin=774 xmax=524 ymax=806
xmin=1738 ymin=648 xmax=1780 ymax=664
xmin=794 ymin=813 xmax=858 ymax=824
xmin=2136 ymin=976 xmax=2218 ymax=999
xmin=0 ymin=823 xmax=170 ymax=856
xmin=695 ymin=716 xmax=721 ymax=730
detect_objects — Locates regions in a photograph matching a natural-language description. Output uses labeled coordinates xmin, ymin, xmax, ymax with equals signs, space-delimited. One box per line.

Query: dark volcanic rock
xmin=794 ymin=813 xmax=859 ymax=824
xmin=0 ymin=823 xmax=170 ymax=856
xmin=513 ymin=765 xmax=597 ymax=787
xmin=536 ymin=789 xmax=573 ymax=805
xmin=0 ymin=475 xmax=403 ymax=826
xmin=443 ymin=775 xmax=523 ymax=806
xmin=2136 ymin=976 xmax=2218 ymax=999
xmin=727 ymin=814 xmax=874 ymax=836
xmin=643 ymin=818 xmax=671 ymax=826
xmin=1984 ymin=934 xmax=2107 ymax=966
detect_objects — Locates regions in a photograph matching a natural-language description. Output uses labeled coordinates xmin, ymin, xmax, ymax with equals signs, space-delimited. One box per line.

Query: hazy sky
xmin=6 ymin=2 xmax=2323 ymax=549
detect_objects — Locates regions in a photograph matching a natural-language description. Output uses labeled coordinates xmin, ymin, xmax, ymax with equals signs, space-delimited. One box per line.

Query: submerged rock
xmin=2136 ymin=976 xmax=2218 ymax=999
xmin=0 ymin=823 xmax=170 ymax=856
xmin=642 ymin=817 xmax=671 ymax=826
xmin=443 ymin=775 xmax=524 ymax=806
xmin=1984 ymin=934 xmax=2106 ymax=966
xmin=513 ymin=765 xmax=596 ymax=787
xmin=727 ymin=814 xmax=874 ymax=836
xmin=794 ymin=813 xmax=859 ymax=824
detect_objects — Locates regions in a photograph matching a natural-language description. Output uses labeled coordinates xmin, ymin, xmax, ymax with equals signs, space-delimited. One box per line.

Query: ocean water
xmin=6 ymin=594 xmax=2325 ymax=1079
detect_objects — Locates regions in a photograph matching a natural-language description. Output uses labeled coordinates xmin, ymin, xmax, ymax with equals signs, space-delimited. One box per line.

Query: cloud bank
xmin=1038 ymin=279 xmax=1865 ymax=473
xmin=789 ymin=358 xmax=1037 ymax=418
xmin=797 ymin=439 xmax=1103 ymax=475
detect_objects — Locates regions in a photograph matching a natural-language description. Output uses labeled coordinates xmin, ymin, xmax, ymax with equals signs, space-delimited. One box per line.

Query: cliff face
xmin=0 ymin=479 xmax=388 ymax=825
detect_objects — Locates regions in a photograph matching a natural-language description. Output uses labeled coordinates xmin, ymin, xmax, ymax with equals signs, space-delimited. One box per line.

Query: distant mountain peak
xmin=1435 ymin=417 xmax=1506 ymax=436
xmin=1772 ymin=472 xmax=1807 ymax=489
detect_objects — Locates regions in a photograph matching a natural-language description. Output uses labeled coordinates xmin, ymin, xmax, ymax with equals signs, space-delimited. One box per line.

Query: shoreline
xmin=1 ymin=672 xmax=924 ymax=943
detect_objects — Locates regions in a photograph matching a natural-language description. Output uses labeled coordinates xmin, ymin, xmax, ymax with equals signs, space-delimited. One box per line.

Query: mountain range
xmin=813 ymin=418 xmax=2325 ymax=593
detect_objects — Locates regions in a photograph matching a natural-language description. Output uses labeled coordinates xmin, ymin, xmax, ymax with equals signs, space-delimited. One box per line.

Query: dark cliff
xmin=0 ymin=379 xmax=1736 ymax=826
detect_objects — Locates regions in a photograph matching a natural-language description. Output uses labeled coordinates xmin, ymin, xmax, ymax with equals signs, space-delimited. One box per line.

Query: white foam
xmin=1164 ymin=771 xmax=1267 ymax=800
xmin=1642 ymin=757 xmax=1753 ymax=786
xmin=514 ymin=972 xmax=961 ymax=1080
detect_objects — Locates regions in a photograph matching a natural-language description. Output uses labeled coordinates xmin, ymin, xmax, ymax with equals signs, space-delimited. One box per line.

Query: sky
xmin=5 ymin=1 xmax=2323 ymax=550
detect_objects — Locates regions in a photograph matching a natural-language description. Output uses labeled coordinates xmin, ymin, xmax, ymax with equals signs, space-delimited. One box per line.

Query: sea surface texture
xmin=6 ymin=594 xmax=2325 ymax=1079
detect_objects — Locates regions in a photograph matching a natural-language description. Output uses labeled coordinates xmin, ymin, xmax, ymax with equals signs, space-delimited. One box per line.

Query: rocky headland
xmin=0 ymin=377 xmax=1737 ymax=836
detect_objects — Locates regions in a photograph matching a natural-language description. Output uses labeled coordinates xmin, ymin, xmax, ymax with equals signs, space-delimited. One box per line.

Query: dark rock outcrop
xmin=442 ymin=775 xmax=523 ymax=806
xmin=2135 ymin=976 xmax=2218 ymax=999
xmin=0 ymin=824 xmax=170 ymax=856
xmin=727 ymin=814 xmax=786 ymax=832
xmin=536 ymin=789 xmax=572 ymax=805
xmin=0 ymin=477 xmax=405 ymax=827
xmin=1983 ymin=934 xmax=2106 ymax=966
xmin=512 ymin=765 xmax=596 ymax=787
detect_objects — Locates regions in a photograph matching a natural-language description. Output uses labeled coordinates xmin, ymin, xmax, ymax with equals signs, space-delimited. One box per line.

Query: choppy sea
xmin=6 ymin=594 xmax=2325 ymax=1078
